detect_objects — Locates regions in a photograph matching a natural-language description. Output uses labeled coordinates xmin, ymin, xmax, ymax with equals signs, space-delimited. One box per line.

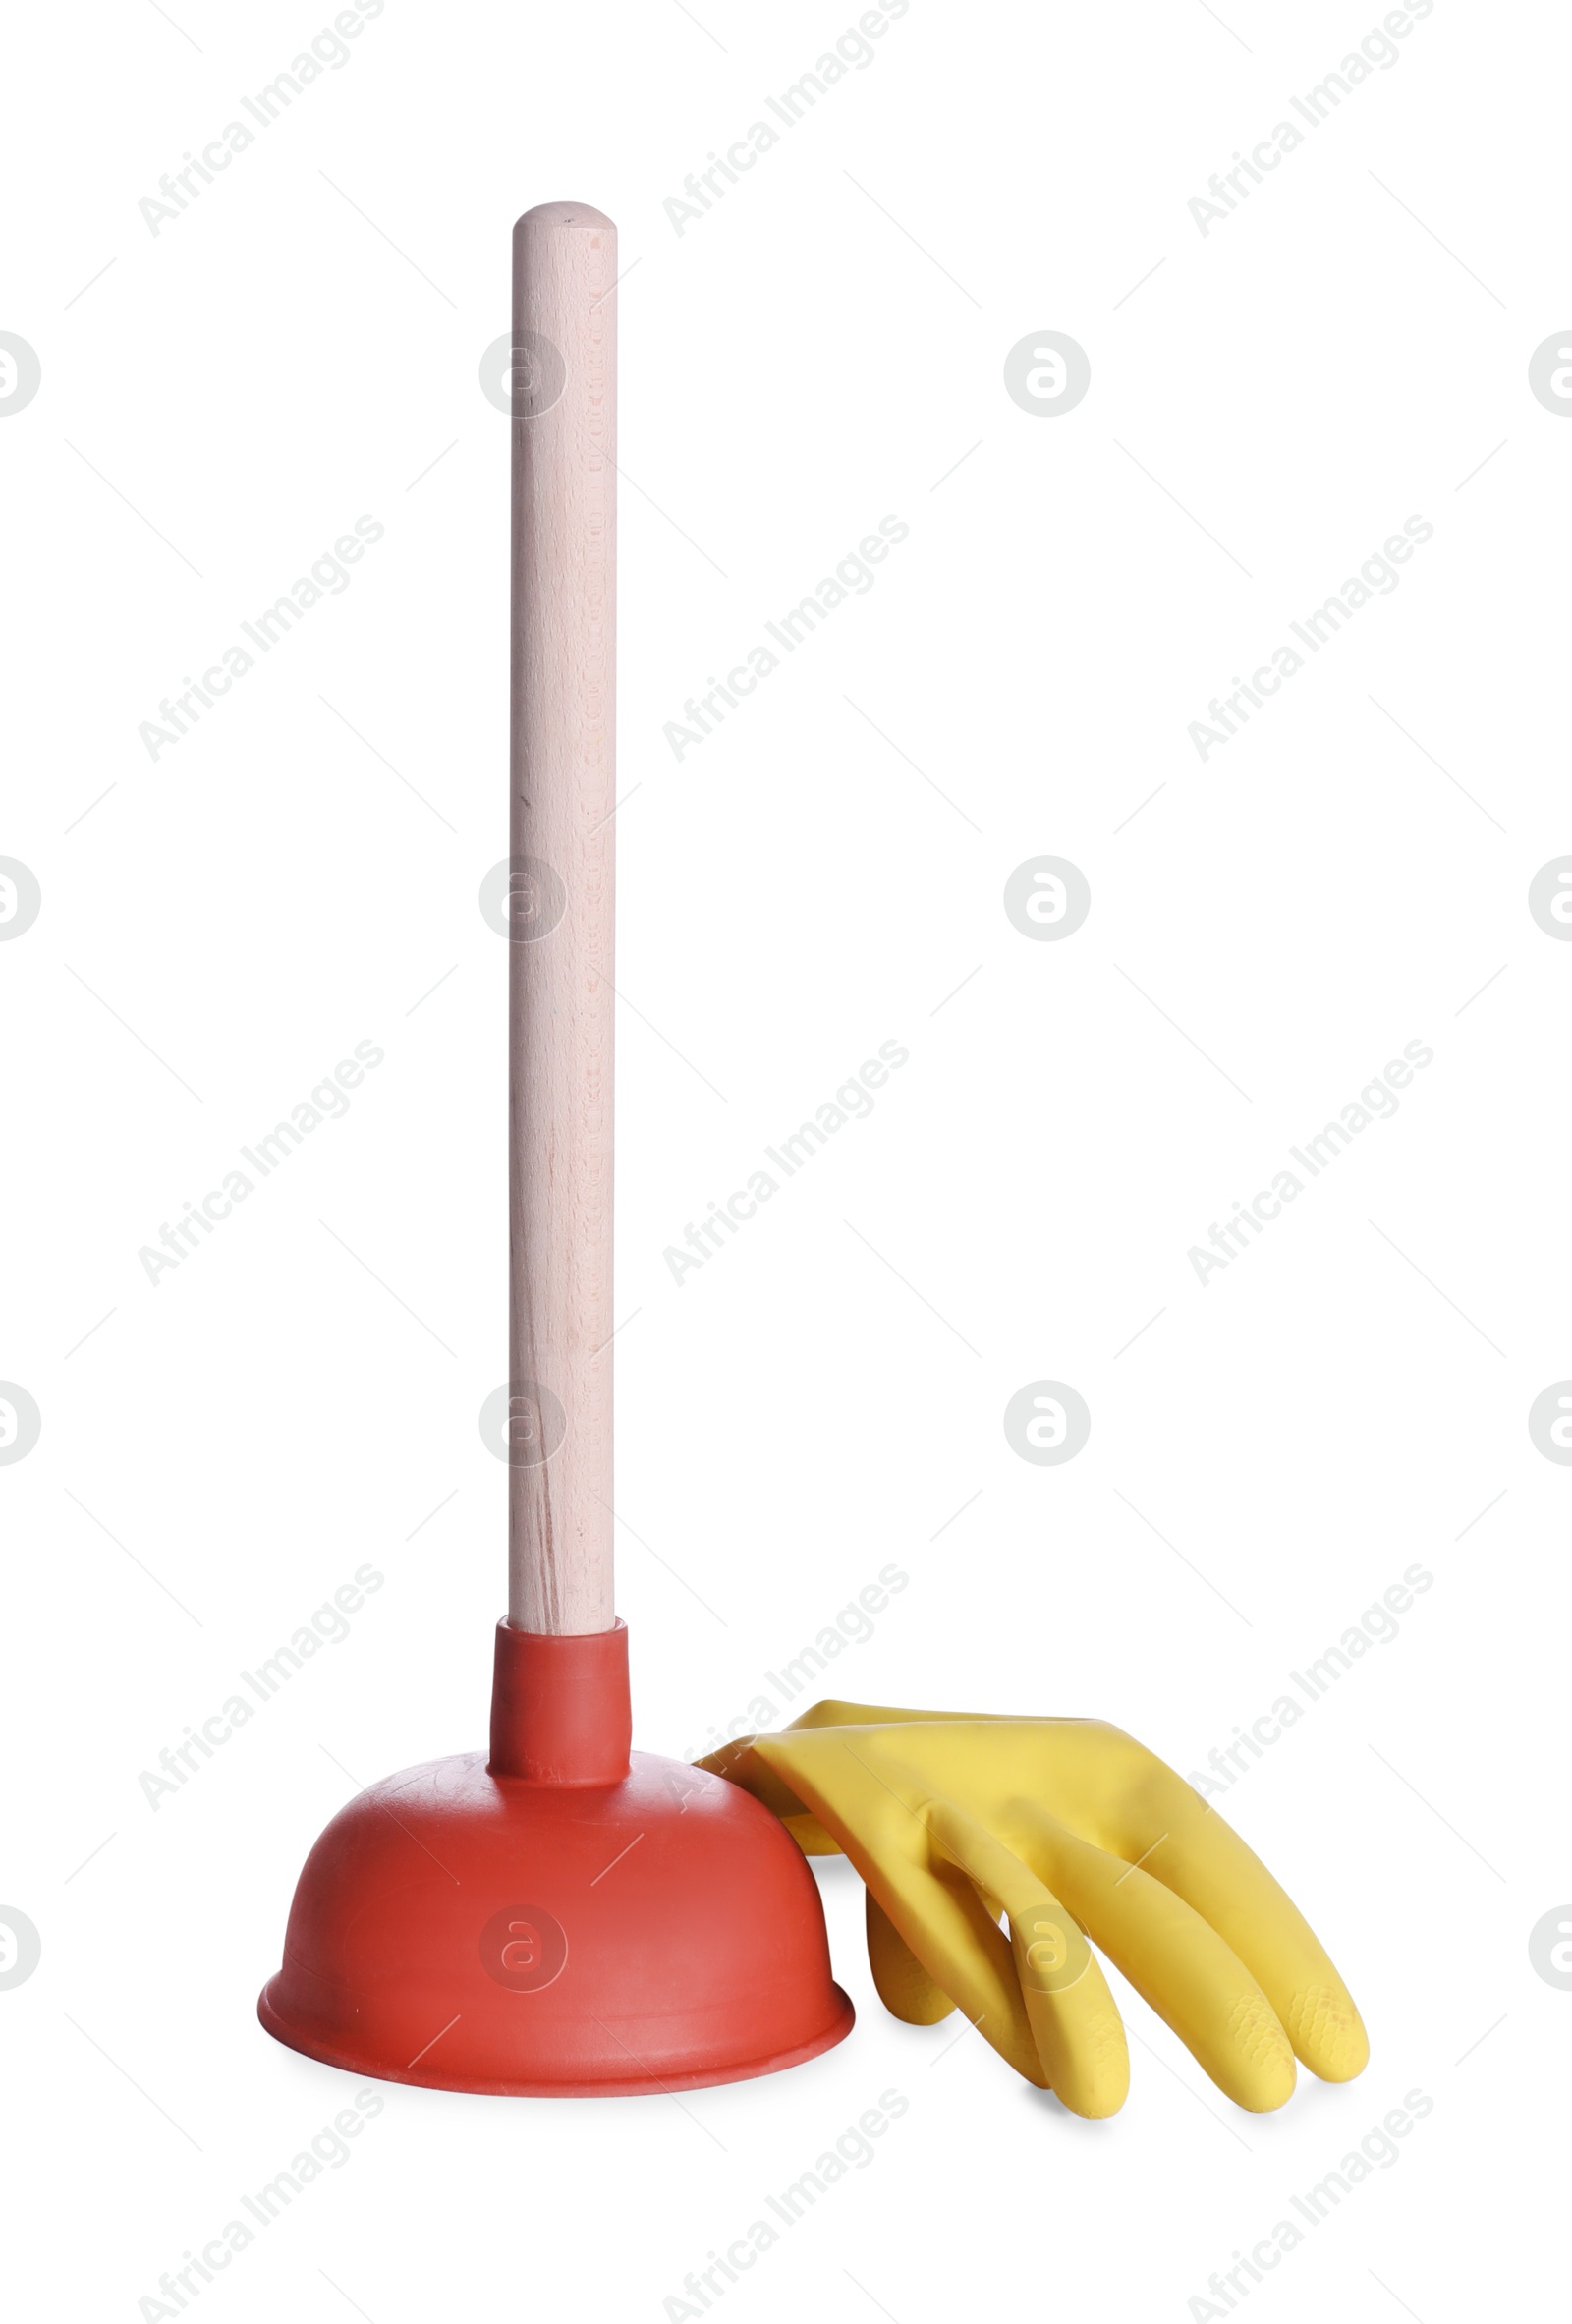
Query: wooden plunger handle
xmin=508 ymin=203 xmax=617 ymax=1634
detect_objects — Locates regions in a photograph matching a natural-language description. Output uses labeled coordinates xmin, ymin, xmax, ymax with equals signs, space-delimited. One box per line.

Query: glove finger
xmin=865 ymin=1891 xmax=955 ymax=2026
xmin=1093 ymin=1748 xmax=1369 ymax=2084
xmin=1011 ymin=1807 xmax=1296 ymax=2113
xmin=853 ymin=1829 xmax=1043 ymax=2086
xmin=758 ymin=1756 xmax=1045 ymax=2085
xmin=746 ymin=1730 xmax=1117 ymax=2102
xmin=925 ymin=1798 xmax=1129 ymax=2118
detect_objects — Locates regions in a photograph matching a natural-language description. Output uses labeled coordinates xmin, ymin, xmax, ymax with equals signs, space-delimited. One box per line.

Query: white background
xmin=2 ymin=1 xmax=1566 ymax=2317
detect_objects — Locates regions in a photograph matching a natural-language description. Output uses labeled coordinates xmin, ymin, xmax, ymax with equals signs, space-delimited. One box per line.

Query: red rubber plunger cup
xmin=256 ymin=204 xmax=852 ymax=2094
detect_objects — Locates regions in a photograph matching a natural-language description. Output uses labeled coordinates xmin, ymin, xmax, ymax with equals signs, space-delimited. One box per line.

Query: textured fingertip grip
xmin=1285 ymin=1983 xmax=1371 ymax=2081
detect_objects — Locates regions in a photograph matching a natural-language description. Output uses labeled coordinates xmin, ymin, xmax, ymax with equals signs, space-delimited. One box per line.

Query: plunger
xmin=258 ymin=204 xmax=854 ymax=2094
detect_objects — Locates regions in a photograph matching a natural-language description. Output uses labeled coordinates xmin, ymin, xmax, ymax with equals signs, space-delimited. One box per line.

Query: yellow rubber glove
xmin=698 ymin=1700 xmax=1368 ymax=2118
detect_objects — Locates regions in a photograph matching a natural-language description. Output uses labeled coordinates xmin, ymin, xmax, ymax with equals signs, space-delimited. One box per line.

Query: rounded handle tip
xmin=515 ymin=201 xmax=616 ymax=237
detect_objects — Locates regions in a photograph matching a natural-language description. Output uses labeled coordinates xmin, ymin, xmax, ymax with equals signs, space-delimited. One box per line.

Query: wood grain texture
xmin=508 ymin=203 xmax=617 ymax=1633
